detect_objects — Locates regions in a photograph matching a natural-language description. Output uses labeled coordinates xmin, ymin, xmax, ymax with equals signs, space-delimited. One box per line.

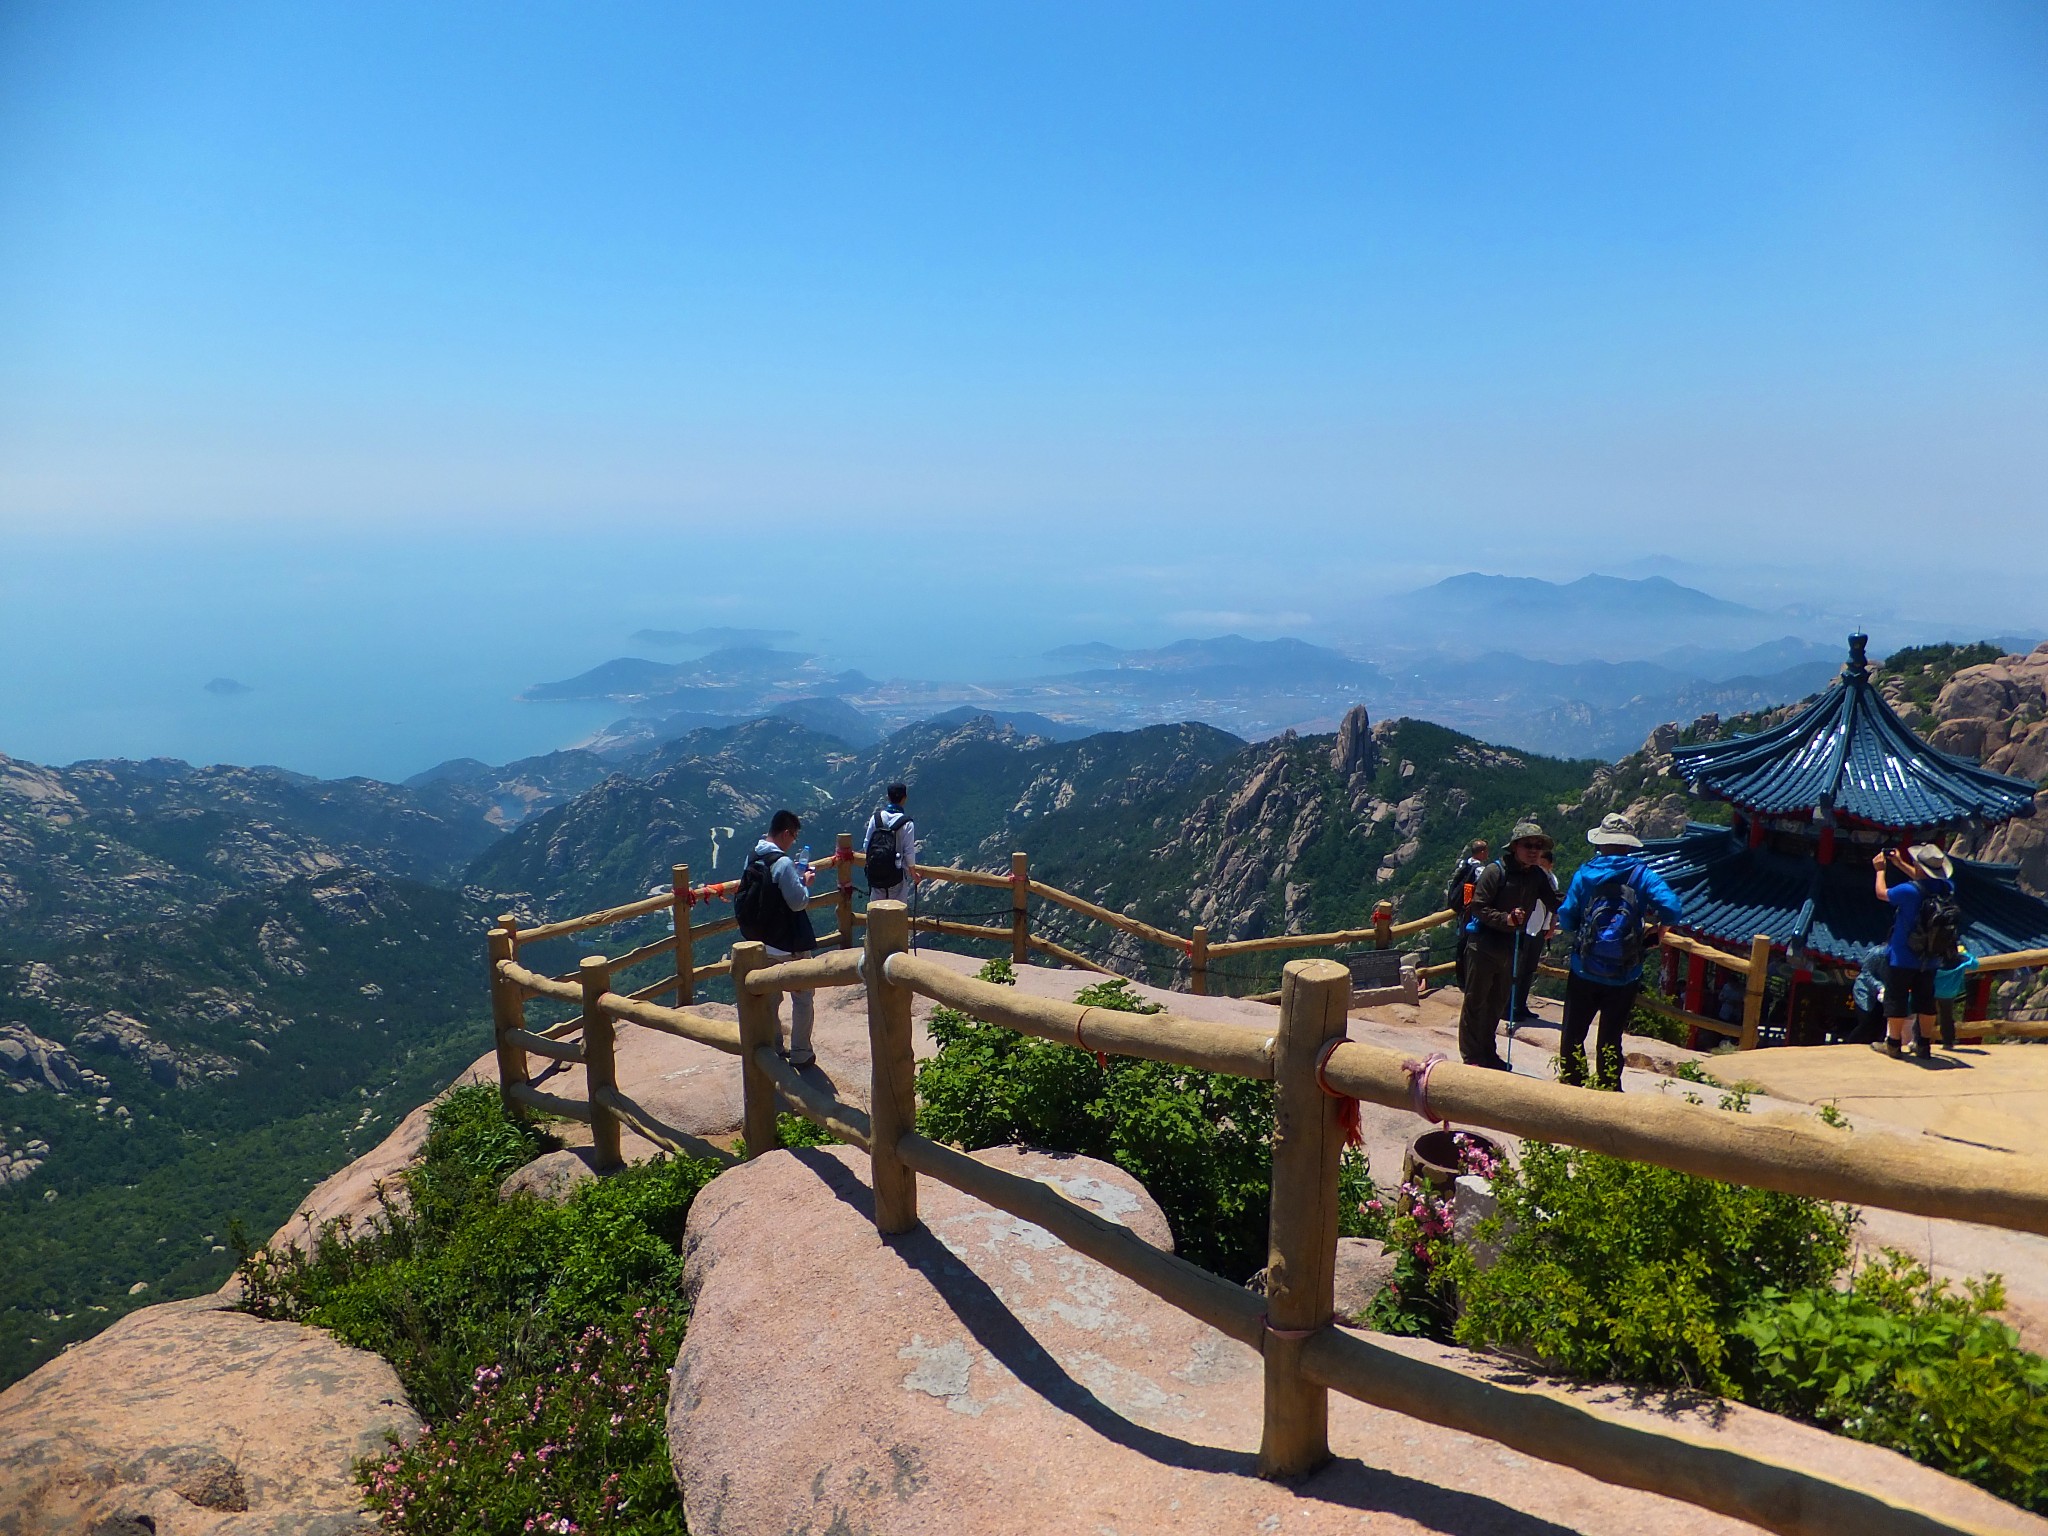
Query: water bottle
xmin=796 ymin=844 xmax=812 ymax=879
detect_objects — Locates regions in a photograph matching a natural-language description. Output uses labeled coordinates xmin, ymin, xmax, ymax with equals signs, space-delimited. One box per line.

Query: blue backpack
xmin=1572 ymin=866 xmax=1649 ymax=984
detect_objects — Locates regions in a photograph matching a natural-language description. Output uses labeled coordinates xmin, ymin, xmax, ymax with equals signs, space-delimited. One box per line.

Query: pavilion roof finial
xmin=1846 ymin=632 xmax=1870 ymax=681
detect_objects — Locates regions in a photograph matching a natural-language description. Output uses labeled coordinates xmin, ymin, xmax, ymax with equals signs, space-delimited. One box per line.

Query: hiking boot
xmin=1913 ymin=1036 xmax=1933 ymax=1062
xmin=1885 ymin=1038 xmax=1905 ymax=1060
xmin=1940 ymin=1017 xmax=1957 ymax=1050
xmin=788 ymin=1049 xmax=816 ymax=1069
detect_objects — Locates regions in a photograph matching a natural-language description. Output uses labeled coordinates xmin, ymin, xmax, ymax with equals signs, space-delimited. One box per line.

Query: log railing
xmin=484 ymin=897 xmax=2047 ymax=1536
xmin=496 ymin=842 xmax=2047 ymax=1053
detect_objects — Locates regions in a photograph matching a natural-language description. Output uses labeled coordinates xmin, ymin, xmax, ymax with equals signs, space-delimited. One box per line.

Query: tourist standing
xmin=1555 ymin=813 xmax=1683 ymax=1090
xmin=862 ymin=783 xmax=919 ymax=904
xmin=1457 ymin=823 xmax=1554 ymax=1070
xmin=735 ymin=809 xmax=818 ymax=1067
xmin=1873 ymin=844 xmax=1959 ymax=1061
xmin=1933 ymin=948 xmax=1978 ymax=1050
xmin=1445 ymin=839 xmax=1490 ymax=988
xmin=1850 ymin=945 xmax=1889 ymax=1044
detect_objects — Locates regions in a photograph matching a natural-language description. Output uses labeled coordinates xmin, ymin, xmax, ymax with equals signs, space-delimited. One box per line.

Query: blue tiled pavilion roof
xmin=1666 ymin=635 xmax=2037 ymax=833
xmin=1641 ymin=823 xmax=2048 ymax=966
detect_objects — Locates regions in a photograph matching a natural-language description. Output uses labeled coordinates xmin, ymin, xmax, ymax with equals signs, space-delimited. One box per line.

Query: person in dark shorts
xmin=1873 ymin=844 xmax=1956 ymax=1061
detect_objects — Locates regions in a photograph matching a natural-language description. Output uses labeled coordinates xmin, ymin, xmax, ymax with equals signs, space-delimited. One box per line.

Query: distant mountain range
xmin=519 ymin=574 xmax=2037 ymax=767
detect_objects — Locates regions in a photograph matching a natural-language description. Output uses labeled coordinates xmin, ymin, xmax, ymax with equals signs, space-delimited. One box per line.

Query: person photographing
xmin=1872 ymin=843 xmax=1959 ymax=1062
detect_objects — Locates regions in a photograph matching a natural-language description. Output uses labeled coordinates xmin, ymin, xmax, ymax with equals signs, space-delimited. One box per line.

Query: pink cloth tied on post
xmin=1402 ymin=1052 xmax=1449 ymax=1125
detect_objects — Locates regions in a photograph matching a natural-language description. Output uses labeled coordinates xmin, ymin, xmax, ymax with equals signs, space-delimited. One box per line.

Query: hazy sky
xmin=2 ymin=2 xmax=2045 ymax=773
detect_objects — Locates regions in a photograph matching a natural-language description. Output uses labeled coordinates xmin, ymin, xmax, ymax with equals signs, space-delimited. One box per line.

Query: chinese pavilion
xmin=1640 ymin=634 xmax=2048 ymax=1035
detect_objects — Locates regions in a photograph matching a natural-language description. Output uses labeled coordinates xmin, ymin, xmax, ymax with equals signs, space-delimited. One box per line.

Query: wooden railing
xmin=484 ymin=897 xmax=2048 ymax=1536
xmin=493 ymin=837 xmax=1461 ymax=1006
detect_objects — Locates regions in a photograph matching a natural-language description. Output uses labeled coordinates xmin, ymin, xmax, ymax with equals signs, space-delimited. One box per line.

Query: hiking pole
xmin=1507 ymin=925 xmax=1520 ymax=1071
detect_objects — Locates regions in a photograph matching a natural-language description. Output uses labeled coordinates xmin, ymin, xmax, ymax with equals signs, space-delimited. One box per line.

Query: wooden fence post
xmin=1372 ymin=901 xmax=1394 ymax=950
xmin=1259 ymin=956 xmax=1352 ymax=1480
xmin=865 ymin=900 xmax=918 ymax=1233
xmin=1739 ymin=933 xmax=1771 ymax=1051
xmin=498 ymin=912 xmax=521 ymax=955
xmin=580 ymin=956 xmax=623 ymax=1171
xmin=1011 ymin=852 xmax=1030 ymax=966
xmin=732 ymin=941 xmax=780 ymax=1158
xmin=488 ymin=927 xmax=529 ymax=1120
xmin=672 ymin=864 xmax=694 ymax=1006
xmin=836 ymin=831 xmax=856 ymax=950
xmin=1190 ymin=925 xmax=1210 ymax=996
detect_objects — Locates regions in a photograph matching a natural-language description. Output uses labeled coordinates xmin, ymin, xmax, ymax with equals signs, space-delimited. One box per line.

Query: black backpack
xmin=1907 ymin=881 xmax=1962 ymax=968
xmin=1445 ymin=858 xmax=1480 ymax=915
xmin=865 ymin=808 xmax=905 ymax=889
xmin=734 ymin=847 xmax=785 ymax=945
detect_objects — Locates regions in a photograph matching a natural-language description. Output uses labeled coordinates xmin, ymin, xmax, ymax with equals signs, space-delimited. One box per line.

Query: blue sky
xmin=2 ymin=3 xmax=2045 ymax=773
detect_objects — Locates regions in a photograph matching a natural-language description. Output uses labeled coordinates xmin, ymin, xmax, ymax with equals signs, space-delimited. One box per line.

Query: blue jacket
xmin=1555 ymin=852 xmax=1684 ymax=986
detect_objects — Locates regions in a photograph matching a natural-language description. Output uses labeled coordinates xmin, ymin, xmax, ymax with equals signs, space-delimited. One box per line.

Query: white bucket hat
xmin=1588 ymin=812 xmax=1644 ymax=850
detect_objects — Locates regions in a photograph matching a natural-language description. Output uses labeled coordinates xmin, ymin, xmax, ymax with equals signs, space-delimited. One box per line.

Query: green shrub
xmin=1448 ymin=1140 xmax=1854 ymax=1394
xmin=238 ymin=1085 xmax=722 ymax=1533
xmin=919 ymin=959 xmax=1374 ymax=1281
xmin=1734 ymin=1252 xmax=2048 ymax=1511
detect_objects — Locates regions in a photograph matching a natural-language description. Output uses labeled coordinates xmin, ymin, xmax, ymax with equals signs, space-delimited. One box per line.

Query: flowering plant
xmin=362 ymin=1306 xmax=686 ymax=1535
xmin=1365 ymin=1179 xmax=1460 ymax=1338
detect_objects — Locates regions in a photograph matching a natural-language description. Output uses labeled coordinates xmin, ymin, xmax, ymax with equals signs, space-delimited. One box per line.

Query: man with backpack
xmin=862 ymin=783 xmax=918 ymax=904
xmin=735 ymin=809 xmax=818 ymax=1067
xmin=1872 ymin=843 xmax=1959 ymax=1061
xmin=1555 ymin=813 xmax=1683 ymax=1090
xmin=1445 ymin=839 xmax=1490 ymax=988
xmin=1457 ymin=823 xmax=1555 ymax=1070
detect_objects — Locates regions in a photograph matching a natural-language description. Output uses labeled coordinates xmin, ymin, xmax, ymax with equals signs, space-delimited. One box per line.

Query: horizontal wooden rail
xmin=896 ymin=1132 xmax=1265 ymax=1350
xmin=502 ymin=1027 xmax=584 ymax=1063
xmin=601 ymin=992 xmax=743 ymax=1052
xmin=887 ymin=953 xmax=1273 ymax=1078
xmin=627 ymin=975 xmax=679 ymax=1003
xmin=695 ymin=956 xmax=733 ymax=981
xmin=912 ymin=916 xmax=1015 ymax=944
xmin=909 ymin=861 xmax=1012 ymax=891
xmin=1318 ymin=1040 xmax=2048 ymax=1237
xmin=498 ymin=959 xmax=585 ymax=1006
xmin=752 ymin=1046 xmax=872 ymax=1150
xmin=1972 ymin=945 xmax=2048 ymax=974
xmin=1028 ymin=880 xmax=1190 ymax=951
xmin=605 ymin=931 xmax=679 ymax=974
xmin=538 ymin=1014 xmax=583 ymax=1040
xmin=1299 ymin=1328 xmax=1984 ymax=1536
xmin=1635 ymin=991 xmax=1742 ymax=1039
xmin=1026 ymin=933 xmax=1116 ymax=976
xmin=591 ymin=1085 xmax=735 ymax=1163
xmin=743 ymin=949 xmax=865 ymax=995
xmin=1208 ymin=908 xmax=1455 ymax=958
xmin=506 ymin=1079 xmax=594 ymax=1123
xmin=521 ymin=891 xmax=675 ymax=943
xmin=1660 ymin=930 xmax=1755 ymax=974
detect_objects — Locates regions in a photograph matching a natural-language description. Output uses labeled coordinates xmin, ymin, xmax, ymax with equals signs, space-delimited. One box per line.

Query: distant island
xmin=203 ymin=677 xmax=252 ymax=696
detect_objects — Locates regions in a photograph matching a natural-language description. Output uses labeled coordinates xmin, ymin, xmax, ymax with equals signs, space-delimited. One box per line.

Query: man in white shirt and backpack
xmin=863 ymin=783 xmax=918 ymax=904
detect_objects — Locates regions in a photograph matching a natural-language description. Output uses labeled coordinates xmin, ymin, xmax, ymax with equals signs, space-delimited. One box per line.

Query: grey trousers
xmin=765 ymin=944 xmax=815 ymax=1056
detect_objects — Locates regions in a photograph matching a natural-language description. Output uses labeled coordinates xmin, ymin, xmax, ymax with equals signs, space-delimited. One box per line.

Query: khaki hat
xmin=1507 ymin=819 xmax=1554 ymax=850
xmin=1908 ymin=843 xmax=1954 ymax=880
xmin=1588 ymin=812 xmax=1644 ymax=849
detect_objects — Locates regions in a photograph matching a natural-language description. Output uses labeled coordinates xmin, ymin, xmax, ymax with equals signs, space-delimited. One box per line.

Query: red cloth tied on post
xmin=1313 ymin=1037 xmax=1364 ymax=1149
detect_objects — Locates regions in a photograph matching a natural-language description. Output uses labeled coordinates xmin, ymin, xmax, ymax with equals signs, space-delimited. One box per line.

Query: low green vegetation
xmin=917 ymin=959 xmax=1373 ymax=1279
xmin=1402 ymin=1139 xmax=2048 ymax=1512
xmin=239 ymin=1085 xmax=722 ymax=1534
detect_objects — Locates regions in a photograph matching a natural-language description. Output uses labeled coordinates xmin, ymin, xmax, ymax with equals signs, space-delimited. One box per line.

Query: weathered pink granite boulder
xmin=0 ymin=1291 xmax=419 ymax=1535
xmin=667 ymin=1145 xmax=2047 ymax=1536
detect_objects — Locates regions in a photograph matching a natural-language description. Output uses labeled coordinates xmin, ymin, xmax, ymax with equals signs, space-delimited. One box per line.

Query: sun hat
xmin=1507 ymin=819 xmax=1554 ymax=850
xmin=1908 ymin=843 xmax=1954 ymax=880
xmin=1587 ymin=812 xmax=1644 ymax=850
